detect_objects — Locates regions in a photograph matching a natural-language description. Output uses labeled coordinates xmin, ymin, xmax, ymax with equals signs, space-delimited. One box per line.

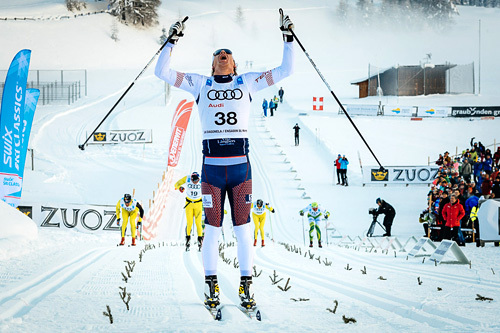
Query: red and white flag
xmin=313 ymin=97 xmax=324 ymax=111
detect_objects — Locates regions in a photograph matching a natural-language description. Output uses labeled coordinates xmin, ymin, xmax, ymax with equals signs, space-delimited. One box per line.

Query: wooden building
xmin=351 ymin=64 xmax=457 ymax=98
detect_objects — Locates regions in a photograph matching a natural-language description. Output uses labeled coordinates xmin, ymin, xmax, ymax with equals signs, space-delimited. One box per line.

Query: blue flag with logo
xmin=0 ymin=49 xmax=32 ymax=207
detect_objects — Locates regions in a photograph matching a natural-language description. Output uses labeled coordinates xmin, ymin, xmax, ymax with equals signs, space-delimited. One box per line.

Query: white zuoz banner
xmin=362 ymin=165 xmax=440 ymax=185
xmin=417 ymin=106 xmax=450 ymax=118
xmin=18 ymin=202 xmax=120 ymax=234
xmin=87 ymin=129 xmax=152 ymax=145
xmin=343 ymin=104 xmax=379 ymax=116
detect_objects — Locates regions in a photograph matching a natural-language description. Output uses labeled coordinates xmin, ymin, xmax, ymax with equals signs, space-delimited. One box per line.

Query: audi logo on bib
xmin=207 ymin=89 xmax=243 ymax=100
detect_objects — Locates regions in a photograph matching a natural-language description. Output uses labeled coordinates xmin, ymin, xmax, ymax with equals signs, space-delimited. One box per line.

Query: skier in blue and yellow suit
xmin=175 ymin=172 xmax=203 ymax=250
xmin=117 ymin=193 xmax=144 ymax=246
xmin=251 ymin=199 xmax=275 ymax=247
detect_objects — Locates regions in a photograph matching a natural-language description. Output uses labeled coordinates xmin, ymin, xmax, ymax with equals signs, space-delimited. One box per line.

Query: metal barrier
xmin=0 ymin=69 xmax=87 ymax=105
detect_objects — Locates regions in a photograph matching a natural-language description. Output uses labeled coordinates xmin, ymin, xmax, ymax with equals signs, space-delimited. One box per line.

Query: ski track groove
xmin=0 ymin=247 xmax=111 ymax=320
xmin=320 ymin=245 xmax=500 ymax=290
xmin=254 ymin=247 xmax=480 ymax=330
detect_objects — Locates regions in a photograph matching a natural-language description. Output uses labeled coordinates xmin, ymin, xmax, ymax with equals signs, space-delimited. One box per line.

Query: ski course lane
xmin=253 ymin=244 xmax=481 ymax=330
xmin=0 ymin=247 xmax=111 ymax=321
xmin=248 ymin=110 xmax=303 ymax=244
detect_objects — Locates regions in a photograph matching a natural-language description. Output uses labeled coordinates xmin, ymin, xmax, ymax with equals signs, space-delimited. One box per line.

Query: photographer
xmin=375 ymin=198 xmax=396 ymax=236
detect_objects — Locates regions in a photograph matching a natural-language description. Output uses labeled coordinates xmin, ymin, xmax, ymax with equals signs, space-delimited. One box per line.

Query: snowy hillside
xmin=1 ymin=0 xmax=500 ymax=332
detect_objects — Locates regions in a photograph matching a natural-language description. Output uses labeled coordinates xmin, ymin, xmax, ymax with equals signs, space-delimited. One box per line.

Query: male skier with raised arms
xmin=155 ymin=11 xmax=295 ymax=310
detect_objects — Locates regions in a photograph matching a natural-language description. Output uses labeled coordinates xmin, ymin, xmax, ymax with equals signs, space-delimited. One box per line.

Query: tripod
xmin=367 ymin=214 xmax=386 ymax=237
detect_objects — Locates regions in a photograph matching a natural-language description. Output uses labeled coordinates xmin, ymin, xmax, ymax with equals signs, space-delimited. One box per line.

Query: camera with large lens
xmin=368 ymin=208 xmax=378 ymax=216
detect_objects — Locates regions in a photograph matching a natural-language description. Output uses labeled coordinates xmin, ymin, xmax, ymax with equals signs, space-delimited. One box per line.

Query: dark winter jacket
xmin=293 ymin=124 xmax=300 ymax=136
xmin=492 ymin=181 xmax=500 ymax=198
xmin=376 ymin=201 xmax=396 ymax=218
xmin=443 ymin=200 xmax=465 ymax=228
xmin=493 ymin=148 xmax=500 ymax=165
xmin=481 ymin=179 xmax=492 ymax=195
xmin=461 ymin=161 xmax=472 ymax=177
xmin=483 ymin=157 xmax=493 ymax=173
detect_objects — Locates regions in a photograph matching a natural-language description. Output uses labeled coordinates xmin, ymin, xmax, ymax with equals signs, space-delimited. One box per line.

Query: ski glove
xmin=279 ymin=11 xmax=294 ymax=42
xmin=116 ymin=218 xmax=121 ymax=226
xmin=179 ymin=186 xmax=185 ymax=193
xmin=271 ymin=209 xmax=276 ymax=213
xmin=168 ymin=20 xmax=185 ymax=44
xmin=299 ymin=210 xmax=304 ymax=216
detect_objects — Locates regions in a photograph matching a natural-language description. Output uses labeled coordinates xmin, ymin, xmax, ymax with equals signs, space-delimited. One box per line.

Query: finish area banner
xmin=362 ymin=166 xmax=440 ymax=185
xmin=167 ymin=99 xmax=193 ymax=167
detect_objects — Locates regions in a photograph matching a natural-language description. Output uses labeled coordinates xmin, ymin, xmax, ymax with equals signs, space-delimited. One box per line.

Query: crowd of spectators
xmin=420 ymin=138 xmax=500 ymax=245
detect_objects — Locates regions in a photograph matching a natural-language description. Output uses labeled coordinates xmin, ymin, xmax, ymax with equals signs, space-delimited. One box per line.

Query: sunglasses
xmin=213 ymin=48 xmax=232 ymax=56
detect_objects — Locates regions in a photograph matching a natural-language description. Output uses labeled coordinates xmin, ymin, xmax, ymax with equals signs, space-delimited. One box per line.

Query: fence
xmin=0 ymin=69 xmax=87 ymax=105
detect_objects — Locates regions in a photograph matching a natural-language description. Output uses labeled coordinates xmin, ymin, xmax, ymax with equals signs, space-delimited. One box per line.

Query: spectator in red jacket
xmin=334 ymin=154 xmax=342 ymax=185
xmin=481 ymin=173 xmax=493 ymax=199
xmin=493 ymin=147 xmax=500 ymax=166
xmin=442 ymin=194 xmax=465 ymax=245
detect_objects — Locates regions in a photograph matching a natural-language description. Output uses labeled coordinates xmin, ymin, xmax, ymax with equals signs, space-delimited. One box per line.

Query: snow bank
xmin=0 ymin=200 xmax=38 ymax=240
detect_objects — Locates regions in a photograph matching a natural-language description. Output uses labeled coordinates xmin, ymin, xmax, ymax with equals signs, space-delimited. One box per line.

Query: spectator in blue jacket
xmin=340 ymin=155 xmax=349 ymax=186
xmin=262 ymin=98 xmax=268 ymax=117
xmin=473 ymin=161 xmax=482 ymax=184
xmin=483 ymin=154 xmax=493 ymax=175
xmin=269 ymin=99 xmax=275 ymax=116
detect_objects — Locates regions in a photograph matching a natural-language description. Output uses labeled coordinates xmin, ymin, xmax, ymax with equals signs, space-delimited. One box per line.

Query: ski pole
xmin=286 ymin=16 xmax=384 ymax=170
xmin=301 ymin=216 xmax=305 ymax=246
xmin=268 ymin=210 xmax=275 ymax=242
xmin=78 ymin=16 xmax=189 ymax=150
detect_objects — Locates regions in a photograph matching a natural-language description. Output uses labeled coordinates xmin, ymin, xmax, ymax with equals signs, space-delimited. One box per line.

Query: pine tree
xmin=235 ymin=6 xmax=245 ymax=27
xmin=158 ymin=27 xmax=168 ymax=45
xmin=110 ymin=0 xmax=161 ymax=28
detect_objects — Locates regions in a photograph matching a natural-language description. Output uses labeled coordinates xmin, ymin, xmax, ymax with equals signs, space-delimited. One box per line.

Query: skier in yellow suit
xmin=251 ymin=199 xmax=275 ymax=247
xmin=116 ymin=193 xmax=144 ymax=246
xmin=175 ymin=172 xmax=203 ymax=251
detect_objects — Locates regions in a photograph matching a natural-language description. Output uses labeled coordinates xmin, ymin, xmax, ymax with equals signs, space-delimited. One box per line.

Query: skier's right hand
xmin=169 ymin=19 xmax=186 ymax=44
xmin=116 ymin=218 xmax=121 ymax=226
xmin=179 ymin=186 xmax=185 ymax=193
xmin=299 ymin=210 xmax=304 ymax=216
xmin=279 ymin=10 xmax=294 ymax=42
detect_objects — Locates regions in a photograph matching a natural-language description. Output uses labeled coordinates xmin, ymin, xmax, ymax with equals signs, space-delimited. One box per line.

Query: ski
xmin=237 ymin=305 xmax=261 ymax=321
xmin=204 ymin=304 xmax=222 ymax=321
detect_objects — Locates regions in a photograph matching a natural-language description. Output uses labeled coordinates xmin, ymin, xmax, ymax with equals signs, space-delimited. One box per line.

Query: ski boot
xmin=119 ymin=237 xmax=125 ymax=246
xmin=185 ymin=235 xmax=191 ymax=252
xmin=318 ymin=241 xmax=322 ymax=248
xmin=204 ymin=275 xmax=220 ymax=308
xmin=261 ymin=239 xmax=265 ymax=247
xmin=197 ymin=236 xmax=203 ymax=252
xmin=309 ymin=240 xmax=313 ymax=248
xmin=239 ymin=276 xmax=256 ymax=309
xmin=253 ymin=239 xmax=257 ymax=247
xmin=131 ymin=237 xmax=136 ymax=246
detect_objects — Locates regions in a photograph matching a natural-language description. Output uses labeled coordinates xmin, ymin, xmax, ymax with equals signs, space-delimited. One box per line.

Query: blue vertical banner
xmin=0 ymin=49 xmax=32 ymax=207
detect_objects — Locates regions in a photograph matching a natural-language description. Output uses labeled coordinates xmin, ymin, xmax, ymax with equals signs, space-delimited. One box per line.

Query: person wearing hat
xmin=155 ymin=11 xmax=295 ymax=310
xmin=293 ymin=123 xmax=300 ymax=146
xmin=116 ymin=193 xmax=144 ymax=246
xmin=299 ymin=202 xmax=330 ymax=247
xmin=251 ymin=199 xmax=275 ymax=247
xmin=334 ymin=154 xmax=342 ymax=185
xmin=375 ymin=198 xmax=396 ymax=236
xmin=175 ymin=171 xmax=203 ymax=251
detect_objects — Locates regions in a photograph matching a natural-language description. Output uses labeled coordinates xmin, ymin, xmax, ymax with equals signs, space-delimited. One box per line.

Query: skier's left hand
xmin=271 ymin=209 xmax=276 ymax=213
xmin=116 ymin=218 xmax=121 ymax=226
xmin=279 ymin=10 xmax=294 ymax=42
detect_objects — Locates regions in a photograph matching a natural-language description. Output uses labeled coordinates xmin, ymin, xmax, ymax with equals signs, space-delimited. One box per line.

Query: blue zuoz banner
xmin=0 ymin=49 xmax=38 ymax=208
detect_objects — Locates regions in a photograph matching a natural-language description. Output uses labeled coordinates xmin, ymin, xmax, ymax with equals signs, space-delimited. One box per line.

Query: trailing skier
xmin=299 ymin=202 xmax=330 ymax=248
xmin=155 ymin=10 xmax=295 ymax=310
xmin=251 ymin=199 xmax=275 ymax=247
xmin=116 ymin=193 xmax=144 ymax=246
xmin=175 ymin=171 xmax=203 ymax=251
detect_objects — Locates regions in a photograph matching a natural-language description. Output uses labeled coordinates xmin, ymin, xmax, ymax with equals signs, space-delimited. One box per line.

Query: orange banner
xmin=167 ymin=99 xmax=193 ymax=167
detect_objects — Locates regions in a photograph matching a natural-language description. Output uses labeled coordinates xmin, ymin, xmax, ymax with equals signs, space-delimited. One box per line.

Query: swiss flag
xmin=313 ymin=97 xmax=324 ymax=111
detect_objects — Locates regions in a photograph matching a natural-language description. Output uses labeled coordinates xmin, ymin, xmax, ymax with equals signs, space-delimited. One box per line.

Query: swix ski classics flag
xmin=0 ymin=49 xmax=33 ymax=207
xmin=167 ymin=99 xmax=193 ymax=167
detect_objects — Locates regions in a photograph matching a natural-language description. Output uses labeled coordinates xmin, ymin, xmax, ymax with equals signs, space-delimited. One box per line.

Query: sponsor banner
xmin=0 ymin=49 xmax=32 ymax=207
xmin=88 ymin=129 xmax=152 ymax=144
xmin=384 ymin=105 xmax=415 ymax=117
xmin=343 ymin=104 xmax=378 ymax=116
xmin=451 ymin=106 xmax=500 ymax=118
xmin=168 ymin=99 xmax=193 ymax=168
xmin=362 ymin=165 xmax=440 ymax=184
xmin=20 ymin=202 xmax=120 ymax=233
xmin=417 ymin=106 xmax=450 ymax=118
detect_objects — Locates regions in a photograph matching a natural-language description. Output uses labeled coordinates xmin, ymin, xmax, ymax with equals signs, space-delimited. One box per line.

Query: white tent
xmin=477 ymin=199 xmax=500 ymax=242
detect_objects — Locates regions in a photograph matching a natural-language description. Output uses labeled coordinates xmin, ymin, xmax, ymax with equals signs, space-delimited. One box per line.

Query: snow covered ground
xmin=1 ymin=0 xmax=500 ymax=332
